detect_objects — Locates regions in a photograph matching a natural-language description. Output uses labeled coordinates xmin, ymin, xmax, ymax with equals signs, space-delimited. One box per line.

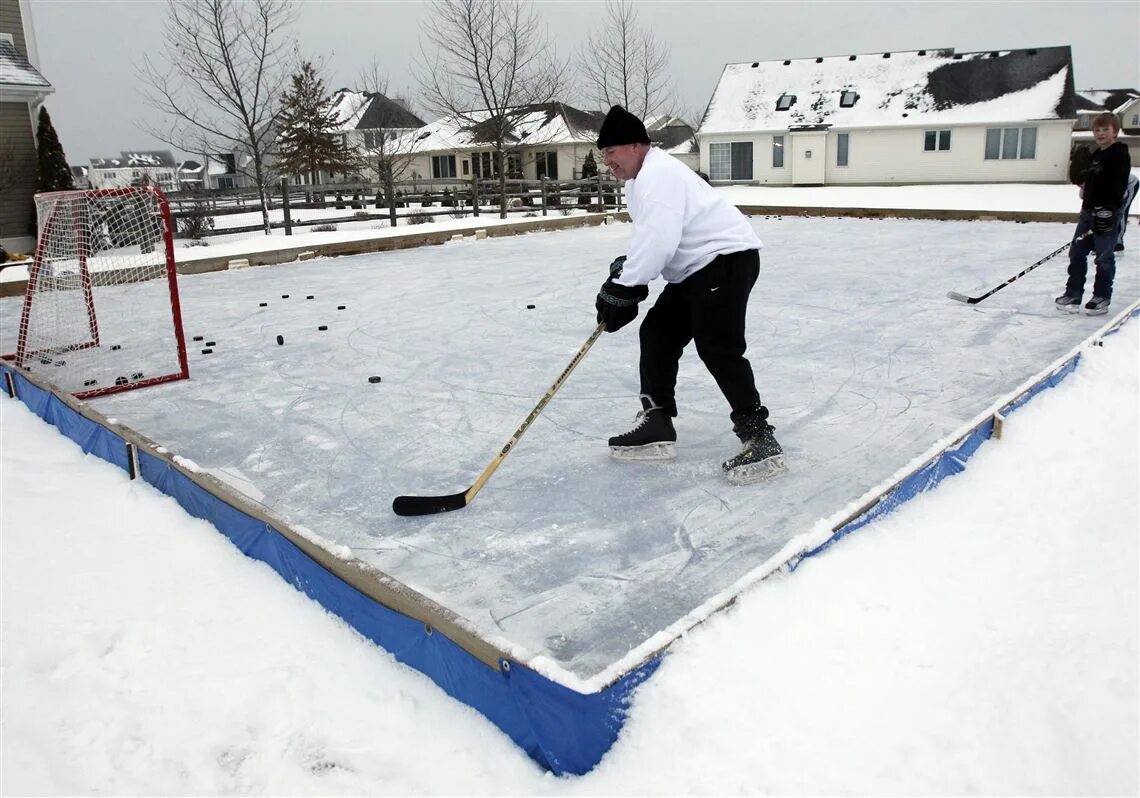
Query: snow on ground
xmin=2 ymin=320 xmax=1135 ymax=795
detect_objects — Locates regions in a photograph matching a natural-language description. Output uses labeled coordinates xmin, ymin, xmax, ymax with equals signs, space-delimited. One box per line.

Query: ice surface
xmin=2 ymin=216 xmax=1135 ymax=686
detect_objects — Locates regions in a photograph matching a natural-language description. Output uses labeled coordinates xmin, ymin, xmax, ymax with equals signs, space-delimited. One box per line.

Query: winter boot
xmin=608 ymin=394 xmax=677 ymax=461
xmin=1054 ymin=293 xmax=1082 ymax=312
xmin=1085 ymin=296 xmax=1110 ymax=316
xmin=722 ymin=409 xmax=786 ymax=485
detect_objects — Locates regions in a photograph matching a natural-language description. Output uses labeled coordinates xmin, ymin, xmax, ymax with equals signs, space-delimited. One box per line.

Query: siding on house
xmin=0 ymin=1 xmax=28 ymax=56
xmin=0 ymin=100 xmax=35 ymax=240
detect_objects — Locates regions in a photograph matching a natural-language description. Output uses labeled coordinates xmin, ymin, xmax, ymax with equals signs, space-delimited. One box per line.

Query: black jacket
xmin=1081 ymin=141 xmax=1131 ymax=210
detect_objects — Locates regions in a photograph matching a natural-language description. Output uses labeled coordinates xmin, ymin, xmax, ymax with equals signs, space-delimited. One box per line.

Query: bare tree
xmin=138 ymin=0 xmax=299 ymax=235
xmin=416 ymin=0 xmax=568 ymax=218
xmin=356 ymin=60 xmax=423 ymax=227
xmin=578 ymin=0 xmax=675 ymax=122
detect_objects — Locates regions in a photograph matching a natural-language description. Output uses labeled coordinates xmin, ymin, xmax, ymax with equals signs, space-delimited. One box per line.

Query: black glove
xmin=596 ymin=278 xmax=648 ymax=332
xmin=608 ymin=255 xmax=627 ymax=278
xmin=1092 ymin=206 xmax=1115 ymax=234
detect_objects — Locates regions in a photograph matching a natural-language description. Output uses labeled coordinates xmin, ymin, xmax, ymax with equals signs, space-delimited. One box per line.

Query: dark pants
xmin=1066 ymin=209 xmax=1118 ymax=301
xmin=639 ymin=249 xmax=764 ymax=423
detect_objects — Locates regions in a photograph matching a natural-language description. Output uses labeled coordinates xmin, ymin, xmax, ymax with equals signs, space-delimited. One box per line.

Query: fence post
xmin=596 ymin=173 xmax=604 ymax=211
xmin=540 ymin=177 xmax=548 ymax=217
xmin=280 ymin=177 xmax=292 ymax=236
xmin=471 ymin=176 xmax=480 ymax=217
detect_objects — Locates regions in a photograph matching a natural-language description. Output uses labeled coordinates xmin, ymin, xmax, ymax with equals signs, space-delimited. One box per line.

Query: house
xmin=272 ymin=89 xmax=427 ymax=185
xmin=698 ymin=46 xmax=1077 ymax=186
xmin=89 ymin=151 xmax=180 ymax=192
xmin=1073 ymin=88 xmax=1140 ymax=163
xmin=0 ymin=0 xmax=54 ymax=251
xmin=177 ymin=160 xmax=203 ymax=190
xmin=69 ymin=165 xmax=89 ymax=189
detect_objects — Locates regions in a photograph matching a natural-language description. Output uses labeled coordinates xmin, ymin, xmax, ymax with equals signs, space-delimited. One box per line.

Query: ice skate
xmin=1054 ymin=293 xmax=1081 ymax=313
xmin=723 ymin=412 xmax=785 ymax=485
xmin=609 ymin=395 xmax=676 ymax=461
xmin=1085 ymin=296 xmax=1110 ymax=316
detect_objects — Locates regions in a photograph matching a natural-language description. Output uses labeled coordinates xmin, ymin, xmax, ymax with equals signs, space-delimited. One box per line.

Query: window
xmin=217 ymin=176 xmax=235 ymax=189
xmin=985 ymin=127 xmax=1037 ymax=160
xmin=462 ymin=159 xmax=470 ymax=176
xmin=431 ymin=154 xmax=456 ymax=179
xmin=708 ymin=142 xmax=753 ymax=180
xmin=773 ymin=135 xmax=784 ymax=168
xmin=535 ymin=151 xmax=558 ymax=180
xmin=472 ymin=151 xmax=498 ymax=178
xmin=924 ymin=129 xmax=951 ymax=151
xmin=837 ymin=133 xmax=849 ymax=167
xmin=776 ymin=93 xmax=796 ymax=111
xmin=839 ymin=91 xmax=859 ymax=108
xmin=1132 ymin=113 xmax=1139 ymax=127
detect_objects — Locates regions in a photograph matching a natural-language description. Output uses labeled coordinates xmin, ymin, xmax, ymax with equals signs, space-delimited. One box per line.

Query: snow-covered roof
xmin=402 ymin=102 xmax=606 ymax=153
xmin=701 ymin=46 xmax=1075 ymax=135
xmin=1074 ymin=89 xmax=1140 ymax=113
xmin=0 ymin=38 xmax=52 ymax=90
xmin=328 ymin=89 xmax=426 ymax=133
xmin=178 ymin=160 xmax=203 ymax=174
xmin=91 ymin=151 xmax=177 ymax=169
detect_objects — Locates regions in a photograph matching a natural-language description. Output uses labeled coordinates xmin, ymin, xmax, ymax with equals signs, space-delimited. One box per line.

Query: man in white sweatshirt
xmin=593 ymin=105 xmax=784 ymax=484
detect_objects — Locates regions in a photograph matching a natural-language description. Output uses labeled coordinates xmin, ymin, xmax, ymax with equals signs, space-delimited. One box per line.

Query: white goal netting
xmin=15 ymin=186 xmax=189 ymax=398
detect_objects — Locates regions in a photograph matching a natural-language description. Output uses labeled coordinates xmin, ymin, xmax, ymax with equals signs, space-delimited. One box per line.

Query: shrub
xmin=450 ymin=211 xmax=470 ymax=219
xmin=312 ymin=223 xmax=338 ymax=232
xmin=176 ymin=192 xmax=215 ymax=240
xmin=353 ymin=210 xmax=370 ymax=219
xmin=407 ymin=212 xmax=433 ymax=225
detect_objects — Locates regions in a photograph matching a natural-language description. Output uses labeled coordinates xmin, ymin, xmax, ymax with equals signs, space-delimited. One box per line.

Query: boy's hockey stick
xmin=392 ymin=322 xmax=606 ymax=516
xmin=947 ymin=232 xmax=1091 ymax=305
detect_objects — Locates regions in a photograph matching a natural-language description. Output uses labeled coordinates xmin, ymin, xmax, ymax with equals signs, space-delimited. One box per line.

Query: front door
xmin=790 ymin=131 xmax=827 ymax=185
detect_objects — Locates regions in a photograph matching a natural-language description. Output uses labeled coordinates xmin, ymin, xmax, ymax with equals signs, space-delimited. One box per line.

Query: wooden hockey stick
xmin=392 ymin=322 xmax=606 ymax=516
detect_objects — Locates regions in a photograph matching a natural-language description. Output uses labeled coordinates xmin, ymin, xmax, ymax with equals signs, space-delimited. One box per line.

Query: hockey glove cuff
xmin=1092 ymin=206 xmax=1116 ymax=234
xmin=596 ymin=278 xmax=648 ymax=333
xmin=608 ymin=255 xmax=627 ymax=279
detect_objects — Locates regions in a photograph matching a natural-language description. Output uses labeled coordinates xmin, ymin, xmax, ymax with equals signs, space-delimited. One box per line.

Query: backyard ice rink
xmin=2 ymin=215 xmax=1135 ymax=691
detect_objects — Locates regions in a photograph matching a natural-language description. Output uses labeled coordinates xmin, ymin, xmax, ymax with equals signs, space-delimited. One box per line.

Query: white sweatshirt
xmin=615 ymin=147 xmax=763 ymax=287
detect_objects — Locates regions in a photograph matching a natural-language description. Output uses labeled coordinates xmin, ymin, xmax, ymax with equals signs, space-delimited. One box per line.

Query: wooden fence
xmin=165 ymin=176 xmax=625 ymax=238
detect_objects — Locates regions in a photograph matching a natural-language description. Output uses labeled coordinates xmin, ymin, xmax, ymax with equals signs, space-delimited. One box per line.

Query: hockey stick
xmin=947 ymin=232 xmax=1091 ymax=305
xmin=392 ymin=322 xmax=606 ymax=516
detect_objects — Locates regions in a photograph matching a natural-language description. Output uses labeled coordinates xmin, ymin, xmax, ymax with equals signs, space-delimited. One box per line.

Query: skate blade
xmin=1056 ymin=304 xmax=1081 ymax=314
xmin=1085 ymin=307 xmax=1109 ymax=316
xmin=725 ymin=454 xmax=787 ymax=485
xmin=609 ymin=442 xmax=677 ymax=461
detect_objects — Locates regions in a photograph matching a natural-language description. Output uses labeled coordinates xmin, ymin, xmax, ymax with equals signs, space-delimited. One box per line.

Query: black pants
xmin=639 ymin=249 xmax=763 ymax=420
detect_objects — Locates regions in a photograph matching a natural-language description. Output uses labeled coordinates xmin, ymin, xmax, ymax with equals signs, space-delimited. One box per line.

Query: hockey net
xmin=13 ymin=186 xmax=189 ymax=399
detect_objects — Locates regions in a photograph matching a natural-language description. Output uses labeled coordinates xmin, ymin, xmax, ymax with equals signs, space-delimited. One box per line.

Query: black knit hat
xmin=596 ymin=105 xmax=651 ymax=148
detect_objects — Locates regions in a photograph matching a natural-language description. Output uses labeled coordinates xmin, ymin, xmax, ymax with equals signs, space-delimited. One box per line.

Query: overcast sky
xmin=25 ymin=0 xmax=1140 ymax=164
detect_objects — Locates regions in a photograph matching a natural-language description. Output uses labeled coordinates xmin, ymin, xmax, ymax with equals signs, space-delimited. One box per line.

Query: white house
xmin=88 ymin=151 xmax=180 ymax=192
xmin=698 ymin=46 xmax=1077 ymax=186
xmin=1 ymin=0 xmax=53 ymax=251
xmin=399 ymin=102 xmax=697 ymax=184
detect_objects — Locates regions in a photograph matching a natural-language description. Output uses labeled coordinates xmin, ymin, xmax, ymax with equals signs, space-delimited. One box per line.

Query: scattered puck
xmin=205 ymin=341 xmax=216 ymax=347
xmin=55 ymin=360 xmax=66 ymax=367
xmin=282 ymin=294 xmax=290 ymax=299
xmin=131 ymin=372 xmax=144 ymax=380
xmin=111 ymin=344 xmax=122 ymax=350
xmin=115 ymin=376 xmax=128 ymax=386
xmin=276 ymin=335 xmax=284 ymax=345
xmin=526 ymin=304 xmax=536 ymax=309
xmin=192 ymin=336 xmax=203 ymax=342
xmin=259 ymin=302 xmax=268 ymax=307
xmin=201 ymin=348 xmax=213 ymax=355
xmin=83 ymin=379 xmax=97 ymax=387
xmin=337 ymin=305 xmax=346 ymax=310
xmin=368 ymin=376 xmax=382 ymax=384
xmin=306 ymin=295 xmax=314 ymax=300
xmin=318 ymin=325 xmax=328 ymax=331
xmin=39 ymin=358 xmax=50 ymax=365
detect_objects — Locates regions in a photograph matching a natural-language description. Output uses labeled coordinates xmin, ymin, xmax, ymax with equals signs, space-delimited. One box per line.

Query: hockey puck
xmin=115 ymin=376 xmax=128 ymax=386
xmin=276 ymin=335 xmax=284 ymax=345
xmin=282 ymin=294 xmax=290 ymax=299
xmin=368 ymin=376 xmax=382 ymax=383
xmin=83 ymin=379 xmax=97 ymax=387
xmin=526 ymin=304 xmax=536 ymax=309
xmin=318 ymin=325 xmax=328 ymax=331
xmin=259 ymin=302 xmax=268 ymax=307
xmin=55 ymin=360 xmax=66 ymax=367
xmin=192 ymin=336 xmax=203 ymax=342
xmin=111 ymin=344 xmax=122 ymax=350
xmin=337 ymin=305 xmax=346 ymax=310
xmin=131 ymin=372 xmax=144 ymax=380
xmin=201 ymin=348 xmax=213 ymax=355
xmin=306 ymin=295 xmax=314 ymax=300
xmin=205 ymin=341 xmax=216 ymax=347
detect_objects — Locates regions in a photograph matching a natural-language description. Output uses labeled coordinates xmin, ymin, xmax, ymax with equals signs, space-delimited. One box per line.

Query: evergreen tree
xmin=581 ymin=150 xmax=598 ymax=179
xmin=275 ymin=62 xmax=358 ymax=185
xmin=35 ymin=107 xmax=74 ymax=193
